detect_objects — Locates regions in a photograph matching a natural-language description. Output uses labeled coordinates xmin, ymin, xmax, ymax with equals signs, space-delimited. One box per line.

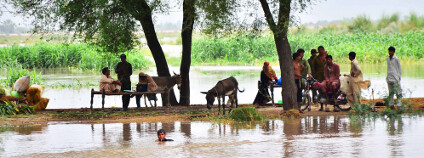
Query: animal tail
xmin=238 ymin=88 xmax=245 ymax=93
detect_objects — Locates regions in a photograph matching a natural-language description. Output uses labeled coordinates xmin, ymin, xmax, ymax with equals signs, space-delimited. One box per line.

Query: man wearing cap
xmin=115 ymin=54 xmax=132 ymax=111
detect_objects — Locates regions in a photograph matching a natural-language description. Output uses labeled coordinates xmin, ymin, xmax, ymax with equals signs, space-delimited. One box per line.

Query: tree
xmin=258 ymin=0 xmax=311 ymax=110
xmin=6 ymin=0 xmax=236 ymax=106
xmin=7 ymin=0 xmax=179 ymax=105
xmin=179 ymin=0 xmax=196 ymax=105
xmin=179 ymin=0 xmax=237 ymax=105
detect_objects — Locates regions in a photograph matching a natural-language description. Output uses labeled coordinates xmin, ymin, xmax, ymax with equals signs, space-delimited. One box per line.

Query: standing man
xmin=116 ymin=54 xmax=133 ymax=111
xmin=344 ymin=52 xmax=363 ymax=107
xmin=308 ymin=49 xmax=318 ymax=102
xmin=293 ymin=52 xmax=304 ymax=113
xmin=298 ymin=49 xmax=313 ymax=79
xmin=308 ymin=49 xmax=317 ymax=68
xmin=312 ymin=46 xmax=327 ymax=82
xmin=386 ymin=46 xmax=402 ymax=106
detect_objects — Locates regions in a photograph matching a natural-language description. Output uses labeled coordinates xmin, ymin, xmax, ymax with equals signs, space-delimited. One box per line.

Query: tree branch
xmin=277 ymin=0 xmax=291 ymax=36
xmin=259 ymin=0 xmax=276 ymax=32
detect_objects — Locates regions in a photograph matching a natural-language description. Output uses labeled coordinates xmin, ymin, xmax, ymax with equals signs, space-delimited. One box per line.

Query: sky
xmin=154 ymin=0 xmax=424 ymax=25
xmin=1 ymin=0 xmax=424 ymax=27
xmin=296 ymin=0 xmax=424 ymax=23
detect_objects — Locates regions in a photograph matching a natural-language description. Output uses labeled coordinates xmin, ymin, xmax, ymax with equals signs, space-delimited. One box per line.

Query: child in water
xmin=156 ymin=129 xmax=174 ymax=142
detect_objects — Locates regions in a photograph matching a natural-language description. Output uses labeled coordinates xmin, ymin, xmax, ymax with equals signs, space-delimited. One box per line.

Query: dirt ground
xmin=1 ymin=98 xmax=423 ymax=126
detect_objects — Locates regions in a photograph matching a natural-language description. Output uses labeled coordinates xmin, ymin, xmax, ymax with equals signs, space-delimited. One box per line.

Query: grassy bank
xmin=0 ymin=43 xmax=152 ymax=71
xmin=192 ymin=31 xmax=424 ymax=65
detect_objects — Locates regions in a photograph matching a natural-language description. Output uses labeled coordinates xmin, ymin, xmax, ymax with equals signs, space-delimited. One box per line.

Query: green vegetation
xmin=350 ymin=100 xmax=419 ymax=119
xmin=0 ymin=43 xmax=152 ymax=71
xmin=229 ymin=107 xmax=262 ymax=121
xmin=0 ymin=100 xmax=35 ymax=115
xmin=192 ymin=31 xmax=424 ymax=65
xmin=192 ymin=13 xmax=424 ymax=65
xmin=0 ymin=67 xmax=44 ymax=87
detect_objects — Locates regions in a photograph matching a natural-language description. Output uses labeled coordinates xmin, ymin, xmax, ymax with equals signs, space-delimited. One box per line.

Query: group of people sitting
xmin=254 ymin=45 xmax=376 ymax=113
xmin=99 ymin=54 xmax=158 ymax=111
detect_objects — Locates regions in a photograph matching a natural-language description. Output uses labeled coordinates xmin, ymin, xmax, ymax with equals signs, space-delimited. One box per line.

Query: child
xmin=156 ymin=129 xmax=174 ymax=142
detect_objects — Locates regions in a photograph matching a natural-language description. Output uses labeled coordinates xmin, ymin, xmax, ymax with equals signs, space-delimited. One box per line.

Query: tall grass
xmin=0 ymin=67 xmax=44 ymax=87
xmin=192 ymin=31 xmax=424 ymax=64
xmin=0 ymin=43 xmax=152 ymax=71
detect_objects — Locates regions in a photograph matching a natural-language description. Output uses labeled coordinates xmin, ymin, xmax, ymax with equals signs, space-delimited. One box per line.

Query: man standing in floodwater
xmin=386 ymin=46 xmax=402 ymax=106
xmin=116 ymin=54 xmax=133 ymax=111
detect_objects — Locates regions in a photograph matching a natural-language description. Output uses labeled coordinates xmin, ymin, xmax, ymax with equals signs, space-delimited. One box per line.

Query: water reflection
xmin=1 ymin=116 xmax=424 ymax=157
xmin=387 ymin=118 xmax=404 ymax=157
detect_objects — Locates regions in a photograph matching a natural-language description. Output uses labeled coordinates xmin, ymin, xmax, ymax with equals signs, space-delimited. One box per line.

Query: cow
xmin=201 ymin=76 xmax=244 ymax=115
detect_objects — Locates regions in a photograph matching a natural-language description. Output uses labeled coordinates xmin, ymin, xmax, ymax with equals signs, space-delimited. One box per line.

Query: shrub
xmin=230 ymin=107 xmax=262 ymax=121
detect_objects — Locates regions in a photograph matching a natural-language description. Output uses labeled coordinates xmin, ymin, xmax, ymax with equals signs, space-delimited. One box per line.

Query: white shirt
xmin=386 ymin=55 xmax=401 ymax=83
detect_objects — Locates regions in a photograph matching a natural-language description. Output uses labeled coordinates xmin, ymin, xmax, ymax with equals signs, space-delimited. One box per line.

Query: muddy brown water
xmin=1 ymin=116 xmax=424 ymax=157
xmin=1 ymin=63 xmax=424 ymax=109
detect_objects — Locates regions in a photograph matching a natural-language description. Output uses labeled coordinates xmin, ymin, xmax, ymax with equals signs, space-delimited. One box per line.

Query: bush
xmin=230 ymin=107 xmax=262 ymax=121
xmin=0 ymin=43 xmax=152 ymax=71
xmin=0 ymin=67 xmax=44 ymax=87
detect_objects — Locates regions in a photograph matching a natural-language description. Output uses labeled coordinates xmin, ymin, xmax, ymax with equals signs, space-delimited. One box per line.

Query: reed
xmin=0 ymin=43 xmax=152 ymax=71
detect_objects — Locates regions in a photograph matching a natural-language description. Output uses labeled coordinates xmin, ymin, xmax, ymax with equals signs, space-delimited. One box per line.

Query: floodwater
xmin=1 ymin=63 xmax=424 ymax=109
xmin=1 ymin=116 xmax=424 ymax=157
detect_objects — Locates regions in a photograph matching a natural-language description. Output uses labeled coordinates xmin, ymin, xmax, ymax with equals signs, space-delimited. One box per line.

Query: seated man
xmin=99 ymin=67 xmax=121 ymax=93
xmin=320 ymin=55 xmax=340 ymax=111
xmin=136 ymin=72 xmax=158 ymax=108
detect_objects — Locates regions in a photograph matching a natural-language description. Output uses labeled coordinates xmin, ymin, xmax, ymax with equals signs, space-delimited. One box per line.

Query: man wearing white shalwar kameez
xmin=386 ymin=46 xmax=402 ymax=106
xmin=99 ymin=67 xmax=121 ymax=93
xmin=345 ymin=52 xmax=363 ymax=106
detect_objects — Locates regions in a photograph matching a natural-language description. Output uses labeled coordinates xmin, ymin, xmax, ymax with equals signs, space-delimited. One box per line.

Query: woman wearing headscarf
xmin=136 ymin=72 xmax=158 ymax=108
xmin=253 ymin=61 xmax=278 ymax=105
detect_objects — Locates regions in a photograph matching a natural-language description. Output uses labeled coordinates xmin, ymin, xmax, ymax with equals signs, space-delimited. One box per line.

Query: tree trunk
xmin=122 ymin=0 xmax=179 ymax=105
xmin=179 ymin=0 xmax=196 ymax=106
xmin=274 ymin=34 xmax=297 ymax=110
xmin=259 ymin=0 xmax=296 ymax=110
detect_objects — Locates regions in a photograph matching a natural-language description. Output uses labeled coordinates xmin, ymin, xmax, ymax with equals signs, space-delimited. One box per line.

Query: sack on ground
xmin=339 ymin=76 xmax=349 ymax=93
xmin=27 ymin=85 xmax=45 ymax=106
xmin=34 ymin=97 xmax=49 ymax=111
xmin=14 ymin=76 xmax=30 ymax=93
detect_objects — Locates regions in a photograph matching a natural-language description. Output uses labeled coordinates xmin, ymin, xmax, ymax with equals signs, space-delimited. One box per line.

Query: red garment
xmin=321 ymin=63 xmax=340 ymax=93
xmin=324 ymin=63 xmax=340 ymax=82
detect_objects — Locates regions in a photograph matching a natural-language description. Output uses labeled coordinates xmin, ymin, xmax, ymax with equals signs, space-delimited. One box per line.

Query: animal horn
xmin=173 ymin=71 xmax=177 ymax=75
xmin=200 ymin=91 xmax=208 ymax=94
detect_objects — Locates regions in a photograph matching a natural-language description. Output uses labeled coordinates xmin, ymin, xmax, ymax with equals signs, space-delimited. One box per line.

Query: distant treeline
xmin=0 ymin=19 xmax=30 ymax=34
xmin=298 ymin=13 xmax=424 ymax=34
